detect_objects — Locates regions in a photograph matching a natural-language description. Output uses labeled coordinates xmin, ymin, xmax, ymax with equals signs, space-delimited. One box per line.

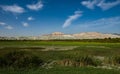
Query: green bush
xmin=0 ymin=51 xmax=44 ymax=68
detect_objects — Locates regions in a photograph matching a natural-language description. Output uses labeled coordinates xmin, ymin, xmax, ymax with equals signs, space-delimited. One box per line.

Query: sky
xmin=0 ymin=0 xmax=120 ymax=36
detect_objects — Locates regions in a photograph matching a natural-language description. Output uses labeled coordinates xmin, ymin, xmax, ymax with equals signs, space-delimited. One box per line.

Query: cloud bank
xmin=78 ymin=16 xmax=120 ymax=28
xmin=97 ymin=0 xmax=120 ymax=10
xmin=81 ymin=0 xmax=120 ymax=10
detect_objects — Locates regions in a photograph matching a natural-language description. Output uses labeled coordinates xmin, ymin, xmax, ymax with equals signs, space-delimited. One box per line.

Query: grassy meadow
xmin=0 ymin=39 xmax=120 ymax=74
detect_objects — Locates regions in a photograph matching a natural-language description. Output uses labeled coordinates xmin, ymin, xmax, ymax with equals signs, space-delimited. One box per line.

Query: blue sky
xmin=0 ymin=0 xmax=120 ymax=36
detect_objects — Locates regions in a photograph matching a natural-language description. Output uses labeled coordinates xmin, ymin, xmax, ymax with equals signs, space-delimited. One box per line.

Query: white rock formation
xmin=39 ymin=32 xmax=120 ymax=40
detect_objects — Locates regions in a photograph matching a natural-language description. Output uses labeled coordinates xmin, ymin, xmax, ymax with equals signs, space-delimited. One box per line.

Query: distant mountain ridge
xmin=0 ymin=32 xmax=120 ymax=40
xmin=113 ymin=33 xmax=120 ymax=36
xmin=39 ymin=32 xmax=120 ymax=40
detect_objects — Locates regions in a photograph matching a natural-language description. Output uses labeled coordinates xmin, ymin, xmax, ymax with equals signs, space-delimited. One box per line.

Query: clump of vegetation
xmin=73 ymin=56 xmax=102 ymax=67
xmin=0 ymin=51 xmax=44 ymax=69
xmin=57 ymin=56 xmax=102 ymax=67
xmin=104 ymin=56 xmax=120 ymax=66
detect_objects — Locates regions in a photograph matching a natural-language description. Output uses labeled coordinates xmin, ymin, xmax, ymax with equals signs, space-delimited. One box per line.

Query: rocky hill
xmin=1 ymin=32 xmax=120 ymax=40
xmin=39 ymin=32 xmax=120 ymax=40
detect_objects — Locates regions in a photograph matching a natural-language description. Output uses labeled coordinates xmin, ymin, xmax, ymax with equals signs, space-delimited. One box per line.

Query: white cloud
xmin=5 ymin=25 xmax=13 ymax=30
xmin=81 ymin=0 xmax=99 ymax=9
xmin=22 ymin=22 xmax=29 ymax=27
xmin=27 ymin=1 xmax=43 ymax=11
xmin=78 ymin=16 xmax=120 ymax=28
xmin=0 ymin=22 xmax=6 ymax=26
xmin=28 ymin=16 xmax=34 ymax=21
xmin=1 ymin=5 xmax=25 ymax=14
xmin=62 ymin=11 xmax=83 ymax=28
xmin=0 ymin=22 xmax=14 ymax=30
xmin=81 ymin=0 xmax=120 ymax=10
xmin=97 ymin=0 xmax=120 ymax=10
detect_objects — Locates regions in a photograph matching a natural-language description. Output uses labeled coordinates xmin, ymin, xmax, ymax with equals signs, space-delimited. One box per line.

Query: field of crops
xmin=0 ymin=40 xmax=120 ymax=74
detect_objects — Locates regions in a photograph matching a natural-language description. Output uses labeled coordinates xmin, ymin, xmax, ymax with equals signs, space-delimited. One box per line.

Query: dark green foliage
xmin=0 ymin=51 xmax=44 ymax=68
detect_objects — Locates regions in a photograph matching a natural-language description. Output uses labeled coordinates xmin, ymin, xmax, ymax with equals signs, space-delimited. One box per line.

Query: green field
xmin=0 ymin=67 xmax=120 ymax=74
xmin=0 ymin=40 xmax=120 ymax=74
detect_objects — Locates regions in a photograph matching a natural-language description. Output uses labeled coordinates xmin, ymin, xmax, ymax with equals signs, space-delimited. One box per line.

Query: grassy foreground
xmin=0 ymin=40 xmax=120 ymax=74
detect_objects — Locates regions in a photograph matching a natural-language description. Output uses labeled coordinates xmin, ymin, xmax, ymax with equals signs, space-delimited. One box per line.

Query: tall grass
xmin=56 ymin=55 xmax=102 ymax=67
xmin=104 ymin=56 xmax=120 ymax=66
